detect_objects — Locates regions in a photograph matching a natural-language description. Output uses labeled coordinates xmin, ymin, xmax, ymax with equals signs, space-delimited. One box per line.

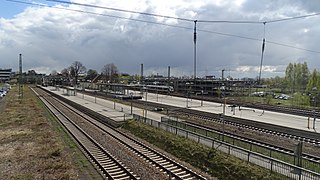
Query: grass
xmin=0 ymin=85 xmax=101 ymax=179
xmin=122 ymin=119 xmax=289 ymax=180
xmin=34 ymin=86 xmax=102 ymax=179
xmin=0 ymin=85 xmax=77 ymax=179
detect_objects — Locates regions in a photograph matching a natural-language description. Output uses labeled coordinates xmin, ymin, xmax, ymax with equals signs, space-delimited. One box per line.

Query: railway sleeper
xmin=148 ymin=154 xmax=159 ymax=159
xmin=152 ymin=157 xmax=164 ymax=162
xmin=106 ymin=167 xmax=122 ymax=173
xmin=170 ymin=168 xmax=183 ymax=173
xmin=104 ymin=164 xmax=119 ymax=170
xmin=175 ymin=170 xmax=187 ymax=176
xmin=160 ymin=162 xmax=172 ymax=167
xmin=179 ymin=173 xmax=192 ymax=179
xmin=95 ymin=154 xmax=111 ymax=159
xmin=109 ymin=170 xmax=126 ymax=176
xmin=100 ymin=160 xmax=114 ymax=165
xmin=110 ymin=173 xmax=129 ymax=179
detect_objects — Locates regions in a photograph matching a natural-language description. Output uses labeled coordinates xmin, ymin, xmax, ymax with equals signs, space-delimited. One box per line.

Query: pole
xmin=193 ymin=20 xmax=197 ymax=80
xmin=168 ymin=66 xmax=170 ymax=87
xmin=222 ymin=96 xmax=226 ymax=141
xmin=258 ymin=22 xmax=266 ymax=85
xmin=145 ymin=88 xmax=148 ymax=118
xmin=19 ymin=54 xmax=23 ymax=98
xmin=201 ymin=89 xmax=203 ymax=106
xmin=140 ymin=64 xmax=144 ymax=84
xmin=186 ymin=92 xmax=189 ymax=108
xmin=130 ymin=92 xmax=133 ymax=115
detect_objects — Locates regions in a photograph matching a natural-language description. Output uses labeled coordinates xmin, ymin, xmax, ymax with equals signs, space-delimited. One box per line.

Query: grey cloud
xmin=0 ymin=0 xmax=319 ymax=79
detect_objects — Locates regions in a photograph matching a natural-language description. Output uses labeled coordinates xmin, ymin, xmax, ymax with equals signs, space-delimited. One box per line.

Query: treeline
xmin=264 ymin=62 xmax=320 ymax=94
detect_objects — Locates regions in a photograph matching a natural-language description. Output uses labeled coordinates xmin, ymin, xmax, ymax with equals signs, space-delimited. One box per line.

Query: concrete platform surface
xmin=134 ymin=90 xmax=319 ymax=133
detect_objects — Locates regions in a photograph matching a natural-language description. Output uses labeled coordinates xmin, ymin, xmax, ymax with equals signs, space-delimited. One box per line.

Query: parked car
xmin=0 ymin=90 xmax=7 ymax=96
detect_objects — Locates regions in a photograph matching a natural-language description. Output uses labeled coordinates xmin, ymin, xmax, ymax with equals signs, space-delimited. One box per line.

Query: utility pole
xmin=221 ymin=69 xmax=225 ymax=81
xmin=167 ymin=66 xmax=170 ymax=87
xmin=140 ymin=63 xmax=144 ymax=84
xmin=19 ymin=54 xmax=23 ymax=98
xmin=193 ymin=20 xmax=197 ymax=80
xmin=258 ymin=22 xmax=266 ymax=85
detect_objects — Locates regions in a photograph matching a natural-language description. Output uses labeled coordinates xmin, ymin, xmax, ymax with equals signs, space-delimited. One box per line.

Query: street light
xmin=130 ymin=92 xmax=133 ymax=115
xmin=143 ymin=86 xmax=148 ymax=119
xmin=201 ymin=88 xmax=204 ymax=106
xmin=186 ymin=92 xmax=189 ymax=108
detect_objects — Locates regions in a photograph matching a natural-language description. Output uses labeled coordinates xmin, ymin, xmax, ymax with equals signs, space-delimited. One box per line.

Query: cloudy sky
xmin=0 ymin=0 xmax=319 ymax=78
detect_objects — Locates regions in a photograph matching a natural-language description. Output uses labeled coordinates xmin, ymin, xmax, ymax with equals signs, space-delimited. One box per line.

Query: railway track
xmin=77 ymin=88 xmax=320 ymax=146
xmin=128 ymin=99 xmax=320 ymax=146
xmin=36 ymin=87 xmax=207 ymax=180
xmin=32 ymin=88 xmax=138 ymax=180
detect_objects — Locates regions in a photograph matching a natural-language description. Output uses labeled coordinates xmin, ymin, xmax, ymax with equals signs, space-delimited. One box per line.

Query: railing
xmin=133 ymin=114 xmax=320 ymax=180
xmin=162 ymin=117 xmax=320 ymax=174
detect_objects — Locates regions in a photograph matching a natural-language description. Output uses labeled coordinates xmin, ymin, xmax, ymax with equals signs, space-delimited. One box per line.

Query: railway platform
xmin=135 ymin=90 xmax=319 ymax=133
xmin=43 ymin=86 xmax=164 ymax=123
xmin=43 ymin=86 xmax=319 ymax=133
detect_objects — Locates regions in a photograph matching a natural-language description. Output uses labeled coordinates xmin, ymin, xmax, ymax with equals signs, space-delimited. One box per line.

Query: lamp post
xmin=130 ymin=92 xmax=133 ymax=115
xmin=156 ymin=86 xmax=159 ymax=102
xmin=186 ymin=92 xmax=189 ymax=108
xmin=201 ymin=89 xmax=204 ymax=106
xmin=143 ymin=86 xmax=148 ymax=119
xmin=222 ymin=89 xmax=226 ymax=141
xmin=313 ymin=95 xmax=317 ymax=130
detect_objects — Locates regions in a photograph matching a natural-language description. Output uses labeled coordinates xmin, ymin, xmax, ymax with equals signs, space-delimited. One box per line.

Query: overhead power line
xmin=48 ymin=0 xmax=320 ymax=24
xmin=47 ymin=0 xmax=194 ymax=22
xmin=47 ymin=0 xmax=265 ymax=24
xmin=6 ymin=0 xmax=320 ymax=54
xmin=265 ymin=12 xmax=320 ymax=23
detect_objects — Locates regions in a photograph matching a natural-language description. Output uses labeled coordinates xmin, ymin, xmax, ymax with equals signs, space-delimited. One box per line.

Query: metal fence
xmin=162 ymin=117 xmax=320 ymax=174
xmin=133 ymin=114 xmax=320 ymax=180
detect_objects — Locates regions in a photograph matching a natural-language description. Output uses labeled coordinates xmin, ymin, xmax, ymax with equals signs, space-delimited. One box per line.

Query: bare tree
xmin=61 ymin=68 xmax=69 ymax=77
xmin=101 ymin=63 xmax=118 ymax=83
xmin=70 ymin=61 xmax=86 ymax=86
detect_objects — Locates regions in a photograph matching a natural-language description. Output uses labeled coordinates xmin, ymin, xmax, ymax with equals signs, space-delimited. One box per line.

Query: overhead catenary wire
xmin=6 ymin=0 xmax=320 ymax=54
xmin=48 ymin=0 xmax=320 ymax=25
xmin=265 ymin=12 xmax=320 ymax=23
xmin=47 ymin=0 xmax=194 ymax=22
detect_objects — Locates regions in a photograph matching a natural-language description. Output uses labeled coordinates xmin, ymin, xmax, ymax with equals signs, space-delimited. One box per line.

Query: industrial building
xmin=0 ymin=69 xmax=12 ymax=82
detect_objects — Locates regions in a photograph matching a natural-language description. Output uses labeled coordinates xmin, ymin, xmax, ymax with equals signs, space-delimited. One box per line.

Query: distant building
xmin=0 ymin=69 xmax=12 ymax=82
xmin=24 ymin=70 xmax=45 ymax=84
